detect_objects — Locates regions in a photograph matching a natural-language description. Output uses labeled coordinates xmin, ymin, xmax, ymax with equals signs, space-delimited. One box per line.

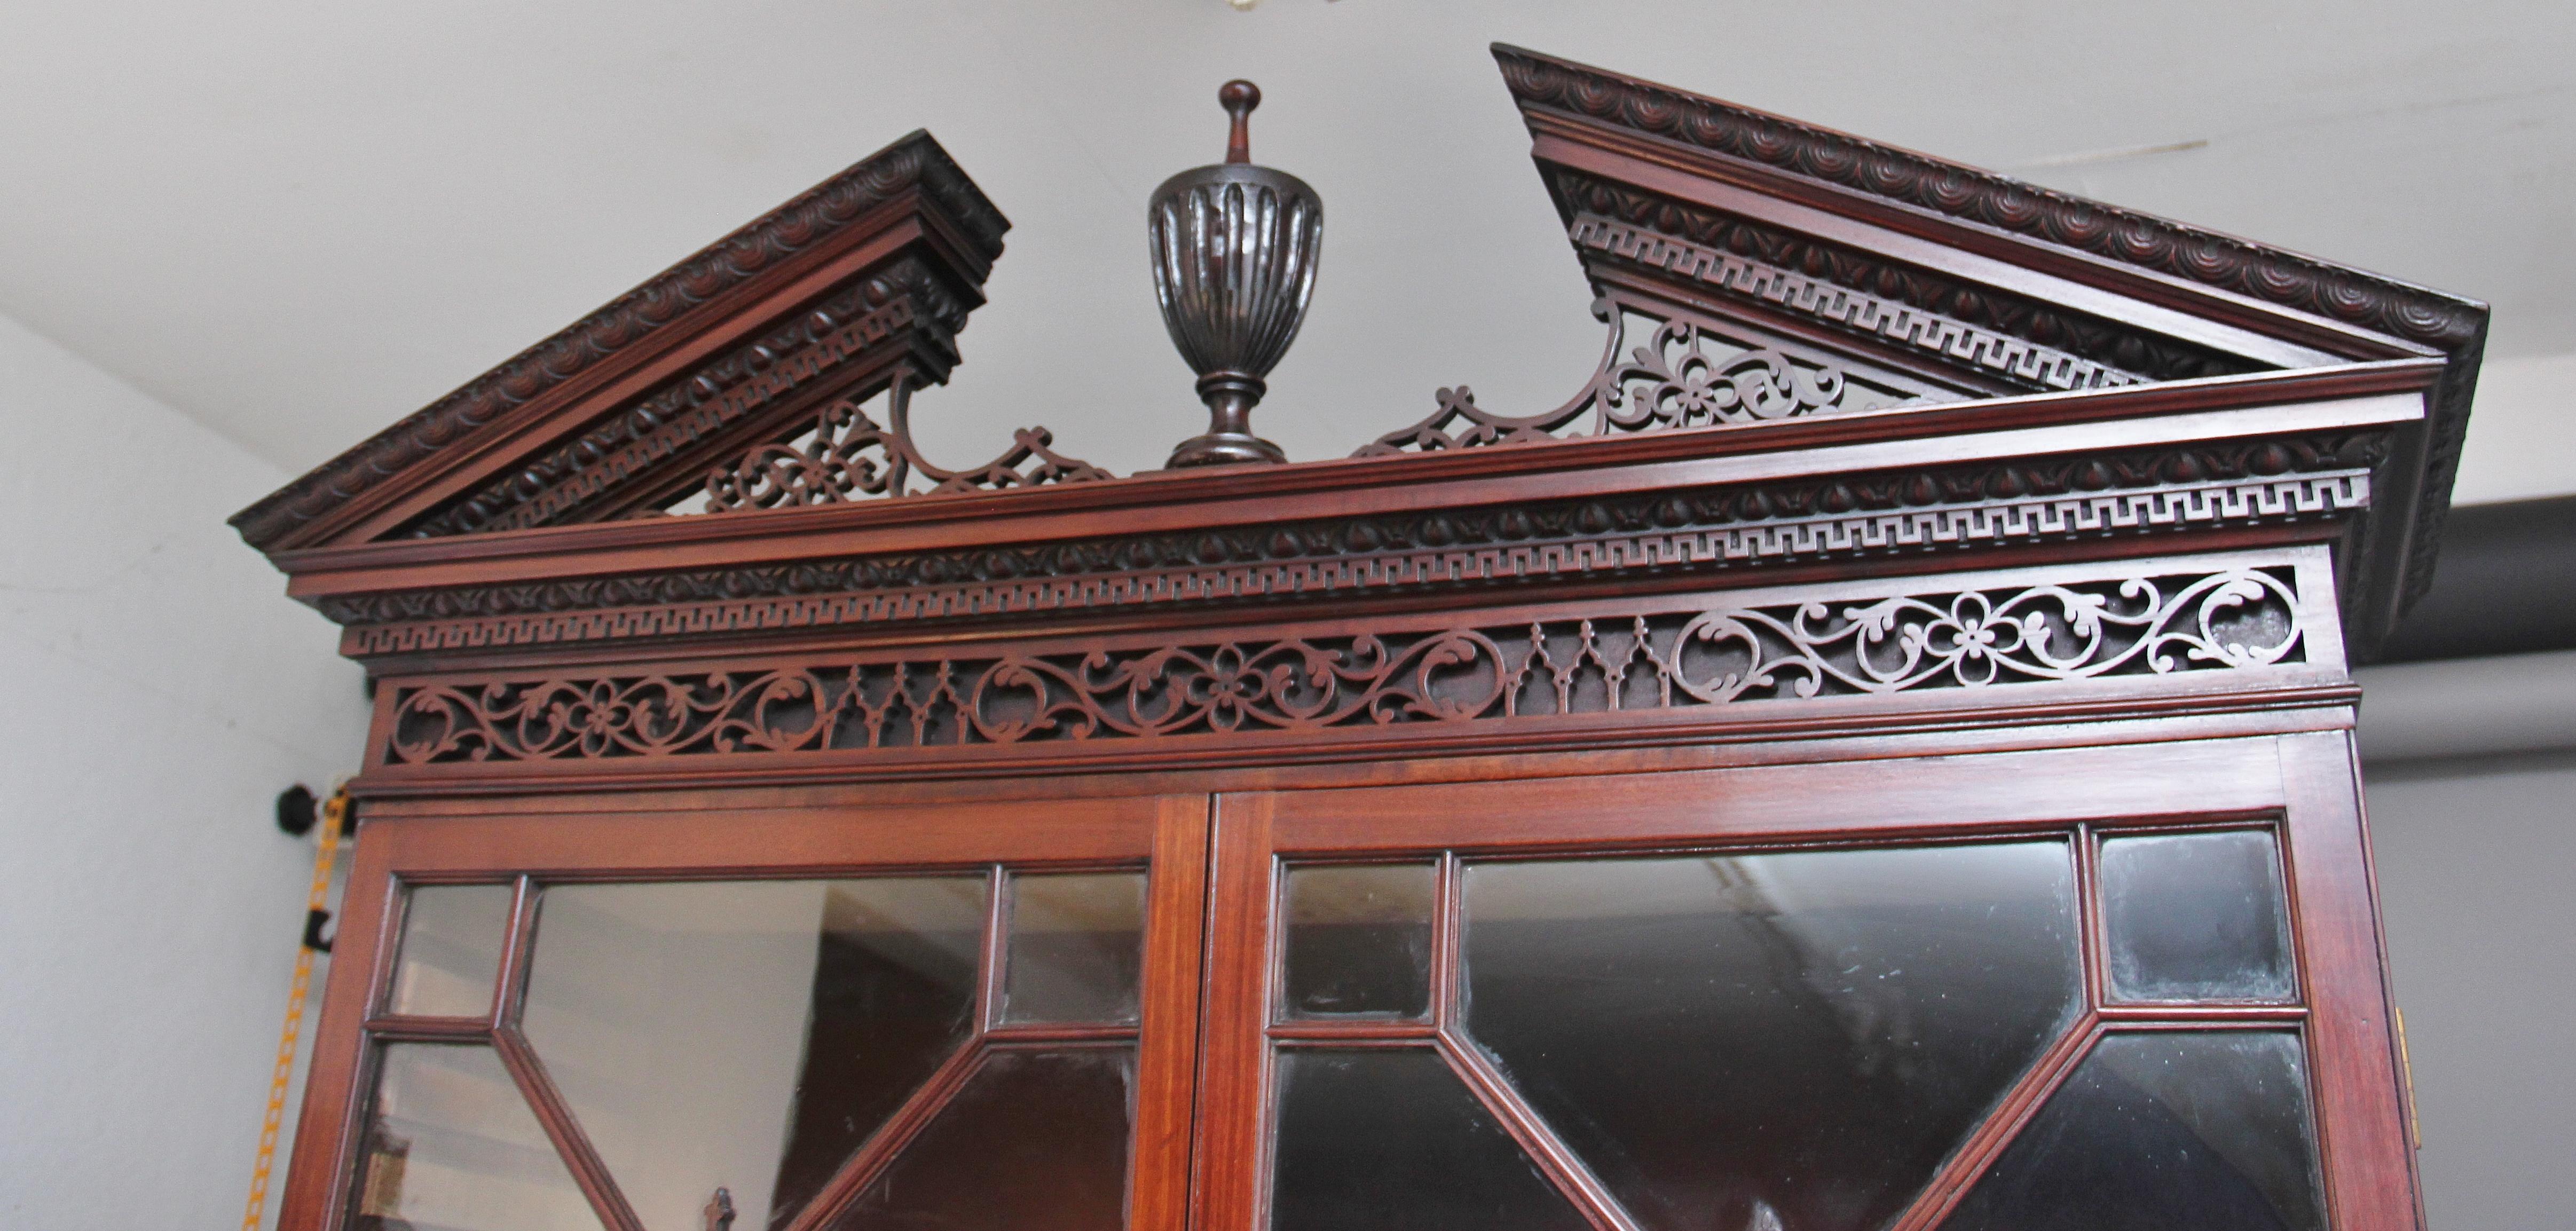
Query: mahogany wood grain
xmin=338 ymin=797 xmax=1161 ymax=878
xmin=1188 ymin=735 xmax=2401 ymax=1231
xmin=1133 ymin=799 xmax=1215 ymax=1231
xmin=1880 ymin=1011 xmax=2099 ymax=1231
xmin=348 ymin=701 xmax=2360 ymax=821
xmin=1259 ymin=737 xmax=2291 ymax=856
xmin=1524 ymin=123 xmax=2372 ymax=370
xmin=274 ymin=816 xmax=399 ymax=1231
xmin=784 ymin=1033 xmax=992 ymax=1231
xmin=246 ymin=45 xmax=2454 ymax=1230
xmin=300 ymin=204 xmax=962 ymax=552
xmin=494 ymin=1023 xmax=646 ymax=1231
xmin=1191 ymin=794 xmax=1278 ymax=1231
xmin=271 ymin=364 xmax=2430 ymax=603
xmin=1440 ymin=1034 xmax=1641 ymax=1231
xmin=2278 ymin=730 xmax=2427 ymax=1231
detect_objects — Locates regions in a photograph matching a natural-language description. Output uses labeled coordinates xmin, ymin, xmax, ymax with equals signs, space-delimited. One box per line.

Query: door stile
xmin=274 ymin=814 xmax=399 ymax=1231
xmin=2278 ymin=730 xmax=2425 ymax=1231
xmin=1190 ymin=794 xmax=1280 ymax=1231
xmin=1134 ymin=796 xmax=1216 ymax=1231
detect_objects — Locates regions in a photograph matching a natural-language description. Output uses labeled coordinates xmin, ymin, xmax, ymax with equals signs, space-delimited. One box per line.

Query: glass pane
xmin=1003 ymin=871 xmax=1148 ymax=1025
xmin=351 ymin=1043 xmax=601 ymax=1230
xmin=1463 ymin=841 xmax=2083 ymax=1231
xmin=1280 ymin=863 xmax=1436 ymax=1020
xmin=1941 ymin=1031 xmax=2325 ymax=1231
xmin=1270 ymin=1048 xmax=1592 ymax=1231
xmin=387 ymin=883 xmax=514 ymax=1017
xmin=824 ymin=1047 xmax=1135 ymax=1230
xmin=519 ymin=877 xmax=986 ymax=1231
xmin=2102 ymin=830 xmax=2297 ymax=1001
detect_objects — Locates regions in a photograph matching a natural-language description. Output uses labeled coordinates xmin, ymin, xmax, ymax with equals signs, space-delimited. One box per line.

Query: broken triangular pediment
xmin=234 ymin=46 xmax=2484 ymax=653
xmin=229 ymin=130 xmax=1106 ymax=553
xmin=1361 ymin=45 xmax=2484 ymax=636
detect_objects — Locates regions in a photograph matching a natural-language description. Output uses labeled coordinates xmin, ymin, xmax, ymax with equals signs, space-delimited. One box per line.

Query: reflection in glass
xmin=1280 ymin=863 xmax=1436 ymax=1020
xmin=1941 ymin=1031 xmax=2325 ymax=1231
xmin=2102 ymin=830 xmax=2297 ymax=1002
xmin=1271 ymin=1048 xmax=1591 ymax=1231
xmin=1463 ymin=842 xmax=2083 ymax=1231
xmin=519 ymin=877 xmax=987 ymax=1231
xmin=351 ymin=1043 xmax=601 ymax=1230
xmin=1004 ymin=872 xmax=1148 ymax=1025
xmin=825 ymin=1048 xmax=1135 ymax=1230
xmin=387 ymin=883 xmax=515 ymax=1017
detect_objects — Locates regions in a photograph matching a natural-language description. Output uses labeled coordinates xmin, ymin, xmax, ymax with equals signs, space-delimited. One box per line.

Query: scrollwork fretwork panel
xmin=380 ymin=554 xmax=2331 ymax=772
xmin=1360 ymin=290 xmax=1943 ymax=455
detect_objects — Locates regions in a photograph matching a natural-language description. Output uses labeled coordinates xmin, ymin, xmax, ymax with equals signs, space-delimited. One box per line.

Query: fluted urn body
xmin=1150 ymin=87 xmax=1322 ymax=468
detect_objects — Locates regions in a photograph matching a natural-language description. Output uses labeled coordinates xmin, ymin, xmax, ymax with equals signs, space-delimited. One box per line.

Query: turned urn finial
xmin=1151 ymin=79 xmax=1323 ymax=468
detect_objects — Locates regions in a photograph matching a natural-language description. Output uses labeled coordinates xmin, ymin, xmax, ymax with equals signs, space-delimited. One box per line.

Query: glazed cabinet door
xmin=279 ymin=794 xmax=1209 ymax=1231
xmin=1192 ymin=733 xmax=2420 ymax=1231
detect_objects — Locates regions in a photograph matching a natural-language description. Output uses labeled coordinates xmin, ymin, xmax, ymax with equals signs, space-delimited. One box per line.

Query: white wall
xmin=2352 ymin=345 xmax=2576 ymax=1229
xmin=2452 ymin=352 xmax=2576 ymax=506
xmin=0 ymin=313 xmax=369 ymax=1226
xmin=2364 ymin=749 xmax=2576 ymax=1231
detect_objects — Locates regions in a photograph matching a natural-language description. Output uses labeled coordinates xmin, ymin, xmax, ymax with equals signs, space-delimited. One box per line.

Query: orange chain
xmin=241 ymin=787 xmax=348 ymax=1231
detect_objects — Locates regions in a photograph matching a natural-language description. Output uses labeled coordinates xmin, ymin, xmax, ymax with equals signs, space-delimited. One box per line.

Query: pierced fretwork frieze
xmin=1361 ymin=292 xmax=1929 ymax=455
xmin=689 ymin=375 xmax=1108 ymax=511
xmin=383 ymin=559 xmax=2313 ymax=767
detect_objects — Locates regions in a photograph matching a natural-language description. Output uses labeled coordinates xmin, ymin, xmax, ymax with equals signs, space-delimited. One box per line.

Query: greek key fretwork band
xmin=332 ymin=445 xmax=2376 ymax=657
xmin=380 ymin=553 xmax=2327 ymax=770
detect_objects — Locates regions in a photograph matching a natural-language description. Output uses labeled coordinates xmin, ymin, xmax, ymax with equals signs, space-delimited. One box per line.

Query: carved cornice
xmin=323 ymin=432 xmax=2384 ymax=657
xmin=1557 ymin=176 xmax=2247 ymax=388
xmin=380 ymin=558 xmax=2315 ymax=768
xmin=1494 ymin=43 xmax=2483 ymax=637
xmin=1496 ymin=45 xmax=2484 ymax=355
xmin=407 ymin=256 xmax=976 ymax=536
xmin=231 ymin=130 xmax=1007 ymax=551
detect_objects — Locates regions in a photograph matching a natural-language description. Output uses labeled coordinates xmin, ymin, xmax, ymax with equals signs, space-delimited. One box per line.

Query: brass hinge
xmin=2394 ymin=1006 xmax=2424 ymax=1150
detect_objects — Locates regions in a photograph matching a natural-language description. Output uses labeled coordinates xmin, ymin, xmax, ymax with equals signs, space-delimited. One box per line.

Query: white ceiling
xmin=4 ymin=0 xmax=2570 ymax=484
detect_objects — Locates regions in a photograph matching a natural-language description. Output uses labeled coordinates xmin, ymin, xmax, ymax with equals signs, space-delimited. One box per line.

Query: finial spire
xmin=1220 ymin=80 xmax=1259 ymax=164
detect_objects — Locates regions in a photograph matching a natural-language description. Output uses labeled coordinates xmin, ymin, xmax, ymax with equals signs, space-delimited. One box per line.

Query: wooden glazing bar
xmin=494 ymin=1024 xmax=646 ymax=1231
xmin=1884 ymin=1014 xmax=2105 ymax=1231
xmin=783 ymin=1041 xmax=990 ymax=1231
xmin=1131 ymin=797 xmax=1215 ymax=1231
xmin=1437 ymin=1033 xmax=1644 ymax=1231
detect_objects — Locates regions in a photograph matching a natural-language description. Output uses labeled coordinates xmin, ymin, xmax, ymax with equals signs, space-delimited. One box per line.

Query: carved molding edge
xmin=333 ymin=446 xmax=2376 ymax=657
xmin=233 ymin=131 xmax=1007 ymax=550
xmin=1572 ymin=215 xmax=2147 ymax=393
xmin=413 ymin=277 xmax=933 ymax=536
xmin=1498 ymin=45 xmax=2485 ymax=354
xmin=1499 ymin=45 xmax=2484 ymax=623
xmin=382 ymin=560 xmax=2312 ymax=767
xmin=1555 ymin=175 xmax=2254 ymax=385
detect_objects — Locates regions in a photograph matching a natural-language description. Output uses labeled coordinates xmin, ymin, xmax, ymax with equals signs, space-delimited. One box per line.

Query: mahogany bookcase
xmin=237 ymin=44 xmax=2483 ymax=1231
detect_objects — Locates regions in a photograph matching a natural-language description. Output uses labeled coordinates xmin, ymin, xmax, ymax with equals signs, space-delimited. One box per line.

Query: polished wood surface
xmin=237 ymin=42 xmax=2464 ymax=1231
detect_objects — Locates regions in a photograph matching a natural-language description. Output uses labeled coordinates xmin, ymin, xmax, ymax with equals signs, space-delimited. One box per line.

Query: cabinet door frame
xmin=1192 ymin=732 xmax=2417 ymax=1231
xmin=278 ymin=793 xmax=1210 ymax=1231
